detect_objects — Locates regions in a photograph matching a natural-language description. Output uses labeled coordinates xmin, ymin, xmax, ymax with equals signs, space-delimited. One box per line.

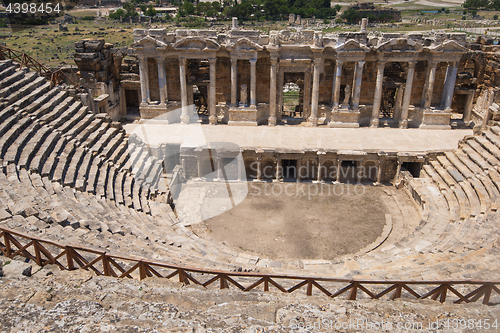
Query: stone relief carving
xmin=278 ymin=30 xmax=314 ymax=44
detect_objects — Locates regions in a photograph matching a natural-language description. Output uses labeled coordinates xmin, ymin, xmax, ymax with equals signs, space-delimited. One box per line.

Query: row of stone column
xmin=370 ymin=60 xmax=458 ymax=128
xmin=139 ymin=56 xmax=458 ymax=127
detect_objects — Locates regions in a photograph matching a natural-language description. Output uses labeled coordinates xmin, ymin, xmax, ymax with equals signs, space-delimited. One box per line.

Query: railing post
xmin=307 ymin=279 xmax=313 ymax=296
xmin=4 ymin=232 xmax=11 ymax=257
xmin=483 ymin=284 xmax=493 ymax=305
xmin=102 ymin=254 xmax=110 ymax=276
xmin=139 ymin=261 xmax=147 ymax=280
xmin=220 ymin=274 xmax=228 ymax=289
xmin=66 ymin=246 xmax=75 ymax=270
xmin=349 ymin=282 xmax=358 ymax=300
xmin=264 ymin=277 xmax=269 ymax=292
xmin=33 ymin=240 xmax=42 ymax=266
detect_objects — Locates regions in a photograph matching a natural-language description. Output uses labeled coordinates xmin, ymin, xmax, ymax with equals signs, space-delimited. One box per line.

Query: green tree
xmin=139 ymin=4 xmax=147 ymax=12
xmin=341 ymin=8 xmax=360 ymax=24
xmin=462 ymin=0 xmax=489 ymax=9
xmin=492 ymin=0 xmax=500 ymax=9
xmin=212 ymin=1 xmax=221 ymax=11
xmin=109 ymin=8 xmax=126 ymax=19
xmin=145 ymin=4 xmax=157 ymax=16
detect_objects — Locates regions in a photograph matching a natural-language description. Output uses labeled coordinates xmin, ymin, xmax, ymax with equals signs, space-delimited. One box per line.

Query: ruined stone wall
xmin=410 ymin=61 xmax=427 ymax=106
xmin=166 ymin=58 xmax=181 ymax=102
xmin=147 ymin=58 xmax=159 ymax=102
xmin=320 ymin=59 xmax=335 ymax=104
xmin=360 ymin=61 xmax=377 ymax=105
xmin=74 ymin=38 xmax=123 ymax=90
xmin=256 ymin=57 xmax=271 ymax=104
xmin=216 ymin=57 xmax=231 ymax=105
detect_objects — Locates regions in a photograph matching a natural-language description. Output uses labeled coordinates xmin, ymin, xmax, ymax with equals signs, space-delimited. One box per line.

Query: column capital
xmin=377 ymin=60 xmax=387 ymax=68
xmin=335 ymin=59 xmax=344 ymax=66
xmin=429 ymin=60 xmax=439 ymax=68
xmin=156 ymin=56 xmax=165 ymax=64
xmin=209 ymin=57 xmax=217 ymax=66
xmin=314 ymin=57 xmax=323 ymax=65
xmin=230 ymin=58 xmax=238 ymax=65
xmin=271 ymin=58 xmax=278 ymax=66
xmin=357 ymin=60 xmax=365 ymax=67
xmin=249 ymin=58 xmax=257 ymax=64
xmin=408 ymin=61 xmax=417 ymax=68
xmin=179 ymin=58 xmax=187 ymax=66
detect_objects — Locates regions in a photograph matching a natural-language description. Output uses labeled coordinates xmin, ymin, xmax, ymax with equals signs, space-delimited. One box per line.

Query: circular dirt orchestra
xmin=197 ymin=182 xmax=404 ymax=260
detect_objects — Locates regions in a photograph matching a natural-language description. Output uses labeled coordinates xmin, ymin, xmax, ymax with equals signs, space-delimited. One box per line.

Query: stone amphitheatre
xmin=2 ymin=18 xmax=500 ymax=330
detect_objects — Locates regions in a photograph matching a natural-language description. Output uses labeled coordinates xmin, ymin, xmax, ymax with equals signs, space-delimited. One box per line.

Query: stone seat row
xmin=0 ymin=60 xmax=165 ymax=214
xmin=0 ymin=163 xmax=254 ymax=271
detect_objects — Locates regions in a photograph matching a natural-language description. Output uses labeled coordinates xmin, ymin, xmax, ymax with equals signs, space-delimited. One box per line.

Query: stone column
xmin=464 ymin=92 xmax=474 ymax=124
xmin=371 ymin=61 xmax=386 ymax=128
xmin=197 ymin=157 xmax=202 ymax=178
xmin=296 ymin=159 xmax=302 ymax=182
xmin=395 ymin=160 xmax=403 ymax=182
xmin=443 ymin=62 xmax=459 ymax=110
xmin=335 ymin=159 xmax=341 ymax=183
xmin=256 ymin=157 xmax=262 ymax=181
xmin=309 ymin=58 xmax=322 ymax=126
xmin=376 ymin=160 xmax=383 ymax=185
xmin=352 ymin=61 xmax=365 ymax=110
xmin=217 ymin=157 xmax=223 ymax=181
xmin=399 ymin=61 xmax=417 ymax=129
xmin=138 ymin=55 xmax=149 ymax=105
xmin=441 ymin=63 xmax=453 ymax=107
xmin=316 ymin=159 xmax=322 ymax=183
xmin=157 ymin=57 xmax=167 ymax=106
xmin=274 ymin=158 xmax=281 ymax=182
xmin=179 ymin=58 xmax=189 ymax=124
xmin=237 ymin=157 xmax=242 ymax=181
xmin=423 ymin=61 xmax=438 ymax=108
xmin=269 ymin=56 xmax=278 ymax=126
xmin=250 ymin=59 xmax=257 ymax=108
xmin=209 ymin=58 xmax=217 ymax=125
xmin=393 ymin=85 xmax=403 ymax=121
xmin=230 ymin=58 xmax=238 ymax=107
xmin=332 ymin=60 xmax=343 ymax=107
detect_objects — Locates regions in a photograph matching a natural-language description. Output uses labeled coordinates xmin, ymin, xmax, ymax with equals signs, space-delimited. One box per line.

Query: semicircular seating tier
xmin=1 ymin=59 xmax=500 ymax=281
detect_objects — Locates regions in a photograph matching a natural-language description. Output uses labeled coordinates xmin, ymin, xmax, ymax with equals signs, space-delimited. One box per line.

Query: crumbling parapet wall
xmin=74 ymin=38 xmax=127 ymax=120
xmin=461 ymin=36 xmax=500 ymax=127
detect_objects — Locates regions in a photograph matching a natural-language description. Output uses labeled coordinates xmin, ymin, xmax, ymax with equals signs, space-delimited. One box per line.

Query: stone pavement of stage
xmin=123 ymin=122 xmax=472 ymax=152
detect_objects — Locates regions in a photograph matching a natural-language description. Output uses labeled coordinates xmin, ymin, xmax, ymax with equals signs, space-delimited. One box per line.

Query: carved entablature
xmin=172 ymin=37 xmax=220 ymax=51
xmin=226 ymin=38 xmax=263 ymax=53
xmin=376 ymin=38 xmax=422 ymax=62
xmin=429 ymin=40 xmax=467 ymax=62
xmin=131 ymin=36 xmax=167 ymax=52
xmin=335 ymin=39 xmax=369 ymax=61
xmin=278 ymin=30 xmax=315 ymax=45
